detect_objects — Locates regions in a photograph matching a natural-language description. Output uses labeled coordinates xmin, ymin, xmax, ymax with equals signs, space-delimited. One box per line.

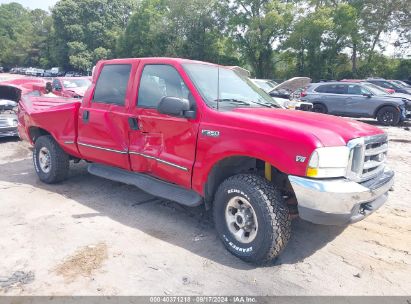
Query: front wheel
xmin=376 ymin=106 xmax=400 ymax=126
xmin=213 ymin=174 xmax=291 ymax=264
xmin=33 ymin=135 xmax=69 ymax=184
xmin=312 ymin=103 xmax=327 ymax=114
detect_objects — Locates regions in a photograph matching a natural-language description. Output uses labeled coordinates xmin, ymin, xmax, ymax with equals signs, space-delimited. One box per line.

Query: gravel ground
xmin=0 ymin=104 xmax=410 ymax=295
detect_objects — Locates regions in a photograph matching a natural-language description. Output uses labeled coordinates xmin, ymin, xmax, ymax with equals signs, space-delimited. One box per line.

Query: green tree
xmin=51 ymin=0 xmax=137 ymax=70
xmin=226 ymin=0 xmax=293 ymax=78
xmin=117 ymin=0 xmax=240 ymax=65
xmin=0 ymin=3 xmax=33 ymax=67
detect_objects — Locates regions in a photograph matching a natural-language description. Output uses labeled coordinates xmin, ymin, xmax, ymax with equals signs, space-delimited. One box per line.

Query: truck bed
xmin=18 ymin=96 xmax=82 ymax=157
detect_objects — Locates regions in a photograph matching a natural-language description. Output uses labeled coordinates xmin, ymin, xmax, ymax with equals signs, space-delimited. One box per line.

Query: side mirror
xmin=362 ymin=93 xmax=372 ymax=98
xmin=157 ymin=96 xmax=195 ymax=118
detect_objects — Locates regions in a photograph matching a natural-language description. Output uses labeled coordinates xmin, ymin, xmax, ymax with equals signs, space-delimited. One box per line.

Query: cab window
xmin=93 ymin=64 xmax=131 ymax=105
xmin=347 ymin=85 xmax=370 ymax=95
xmin=137 ymin=65 xmax=189 ymax=108
xmin=52 ymin=79 xmax=61 ymax=90
xmin=316 ymin=84 xmax=347 ymax=94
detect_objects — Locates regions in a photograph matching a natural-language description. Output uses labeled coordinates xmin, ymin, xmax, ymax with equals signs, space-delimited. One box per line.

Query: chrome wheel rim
xmin=225 ymin=196 xmax=258 ymax=244
xmin=38 ymin=147 xmax=51 ymax=173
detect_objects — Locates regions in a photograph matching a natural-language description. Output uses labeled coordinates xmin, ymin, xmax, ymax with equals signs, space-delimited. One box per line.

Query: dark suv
xmin=366 ymin=78 xmax=411 ymax=95
xmin=301 ymin=81 xmax=411 ymax=125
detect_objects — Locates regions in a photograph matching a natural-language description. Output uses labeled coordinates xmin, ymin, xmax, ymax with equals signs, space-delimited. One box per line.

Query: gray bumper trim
xmin=288 ymin=169 xmax=394 ymax=225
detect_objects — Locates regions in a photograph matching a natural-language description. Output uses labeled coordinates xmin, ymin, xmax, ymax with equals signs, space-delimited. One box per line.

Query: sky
xmin=0 ymin=0 xmax=58 ymax=11
xmin=1 ymin=0 xmax=408 ymax=57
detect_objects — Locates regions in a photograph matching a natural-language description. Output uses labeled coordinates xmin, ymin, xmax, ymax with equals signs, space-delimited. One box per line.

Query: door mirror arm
xmin=183 ymin=110 xmax=196 ymax=119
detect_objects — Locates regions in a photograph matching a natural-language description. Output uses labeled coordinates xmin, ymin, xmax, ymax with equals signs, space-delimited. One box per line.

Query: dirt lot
xmin=0 ymin=119 xmax=410 ymax=295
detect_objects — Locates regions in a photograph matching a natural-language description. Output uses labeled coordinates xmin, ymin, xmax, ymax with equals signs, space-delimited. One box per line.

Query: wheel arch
xmin=373 ymin=103 xmax=400 ymax=118
xmin=203 ymin=155 xmax=290 ymax=210
xmin=28 ymin=126 xmax=52 ymax=143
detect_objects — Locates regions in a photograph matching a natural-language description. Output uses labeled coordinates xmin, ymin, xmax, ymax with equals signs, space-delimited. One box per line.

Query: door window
xmin=137 ymin=65 xmax=189 ymax=108
xmin=316 ymin=84 xmax=347 ymax=94
xmin=52 ymin=79 xmax=61 ymax=90
xmin=347 ymin=85 xmax=370 ymax=95
xmin=93 ymin=64 xmax=131 ymax=105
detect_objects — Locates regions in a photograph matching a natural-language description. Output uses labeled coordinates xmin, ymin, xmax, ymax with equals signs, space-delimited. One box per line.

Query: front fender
xmin=191 ymin=126 xmax=320 ymax=195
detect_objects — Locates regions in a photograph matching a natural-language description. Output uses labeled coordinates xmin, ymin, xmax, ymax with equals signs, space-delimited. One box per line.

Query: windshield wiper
xmin=250 ymin=100 xmax=279 ymax=108
xmin=214 ymin=98 xmax=252 ymax=106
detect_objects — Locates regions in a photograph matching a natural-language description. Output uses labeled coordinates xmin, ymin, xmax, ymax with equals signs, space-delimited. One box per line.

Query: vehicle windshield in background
xmin=362 ymin=82 xmax=390 ymax=96
xmin=183 ymin=64 xmax=280 ymax=109
xmin=391 ymin=80 xmax=410 ymax=88
xmin=254 ymin=80 xmax=275 ymax=92
xmin=62 ymin=79 xmax=91 ymax=88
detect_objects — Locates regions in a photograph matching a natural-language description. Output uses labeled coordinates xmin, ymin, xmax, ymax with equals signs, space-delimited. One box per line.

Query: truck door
xmin=128 ymin=63 xmax=199 ymax=189
xmin=77 ymin=63 xmax=134 ymax=169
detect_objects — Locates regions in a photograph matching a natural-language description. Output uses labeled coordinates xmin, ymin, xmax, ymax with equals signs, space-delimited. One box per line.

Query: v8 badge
xmin=296 ymin=156 xmax=307 ymax=163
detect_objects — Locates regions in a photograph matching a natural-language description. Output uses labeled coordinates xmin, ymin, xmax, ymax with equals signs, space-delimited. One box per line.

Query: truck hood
xmin=230 ymin=108 xmax=384 ymax=147
xmin=273 ymin=77 xmax=311 ymax=92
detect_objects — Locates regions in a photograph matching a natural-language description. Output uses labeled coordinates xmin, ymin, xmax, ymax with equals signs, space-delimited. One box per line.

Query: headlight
xmin=306 ymin=146 xmax=350 ymax=178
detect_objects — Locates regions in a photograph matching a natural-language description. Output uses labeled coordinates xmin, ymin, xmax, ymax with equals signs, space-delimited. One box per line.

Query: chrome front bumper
xmin=288 ymin=169 xmax=394 ymax=225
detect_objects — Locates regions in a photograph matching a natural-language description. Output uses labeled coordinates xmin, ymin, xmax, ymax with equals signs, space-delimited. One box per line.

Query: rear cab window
xmin=93 ymin=64 xmax=132 ymax=105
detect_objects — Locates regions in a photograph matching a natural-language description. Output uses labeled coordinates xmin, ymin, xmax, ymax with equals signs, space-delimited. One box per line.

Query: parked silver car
xmin=0 ymin=85 xmax=20 ymax=138
xmin=301 ymin=81 xmax=411 ymax=125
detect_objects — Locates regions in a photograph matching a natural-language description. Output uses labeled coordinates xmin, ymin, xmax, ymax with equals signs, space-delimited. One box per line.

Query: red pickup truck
xmin=18 ymin=58 xmax=395 ymax=264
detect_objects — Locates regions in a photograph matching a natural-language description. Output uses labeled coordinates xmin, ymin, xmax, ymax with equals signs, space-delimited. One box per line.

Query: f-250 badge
xmin=202 ymin=130 xmax=220 ymax=137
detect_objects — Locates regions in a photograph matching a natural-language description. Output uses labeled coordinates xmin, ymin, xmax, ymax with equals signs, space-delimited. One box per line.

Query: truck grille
xmin=347 ymin=134 xmax=388 ymax=182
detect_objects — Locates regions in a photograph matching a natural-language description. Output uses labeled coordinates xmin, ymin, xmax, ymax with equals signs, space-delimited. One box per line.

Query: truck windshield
xmin=183 ymin=63 xmax=280 ymax=109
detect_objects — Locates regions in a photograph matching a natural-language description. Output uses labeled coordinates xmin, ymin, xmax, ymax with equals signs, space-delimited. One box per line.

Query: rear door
xmin=128 ymin=62 xmax=199 ymax=189
xmin=313 ymin=84 xmax=347 ymax=114
xmin=77 ymin=63 xmax=135 ymax=169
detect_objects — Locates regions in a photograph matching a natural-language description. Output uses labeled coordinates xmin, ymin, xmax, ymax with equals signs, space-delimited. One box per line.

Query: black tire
xmin=376 ymin=106 xmax=400 ymax=126
xmin=33 ymin=135 xmax=69 ymax=184
xmin=213 ymin=174 xmax=291 ymax=264
xmin=313 ymin=103 xmax=327 ymax=114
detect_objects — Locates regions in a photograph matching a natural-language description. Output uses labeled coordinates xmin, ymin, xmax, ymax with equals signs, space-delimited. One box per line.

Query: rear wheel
xmin=213 ymin=174 xmax=291 ymax=264
xmin=312 ymin=103 xmax=327 ymax=114
xmin=377 ymin=106 xmax=400 ymax=126
xmin=33 ymin=135 xmax=69 ymax=184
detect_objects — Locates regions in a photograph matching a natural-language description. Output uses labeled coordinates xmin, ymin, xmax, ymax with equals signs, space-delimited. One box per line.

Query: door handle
xmin=128 ymin=117 xmax=139 ymax=130
xmin=82 ymin=110 xmax=89 ymax=123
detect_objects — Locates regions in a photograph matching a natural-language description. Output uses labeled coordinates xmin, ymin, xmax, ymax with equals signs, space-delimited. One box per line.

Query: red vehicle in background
xmin=18 ymin=58 xmax=395 ymax=264
xmin=51 ymin=77 xmax=91 ymax=98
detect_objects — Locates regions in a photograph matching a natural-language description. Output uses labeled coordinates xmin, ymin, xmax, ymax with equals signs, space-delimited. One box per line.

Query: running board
xmin=88 ymin=163 xmax=202 ymax=207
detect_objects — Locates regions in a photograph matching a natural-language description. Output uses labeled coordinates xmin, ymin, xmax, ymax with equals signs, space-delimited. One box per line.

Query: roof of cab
xmin=97 ymin=57 xmax=220 ymax=66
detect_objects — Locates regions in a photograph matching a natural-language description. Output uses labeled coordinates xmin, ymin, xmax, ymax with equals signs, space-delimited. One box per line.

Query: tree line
xmin=0 ymin=0 xmax=410 ymax=81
